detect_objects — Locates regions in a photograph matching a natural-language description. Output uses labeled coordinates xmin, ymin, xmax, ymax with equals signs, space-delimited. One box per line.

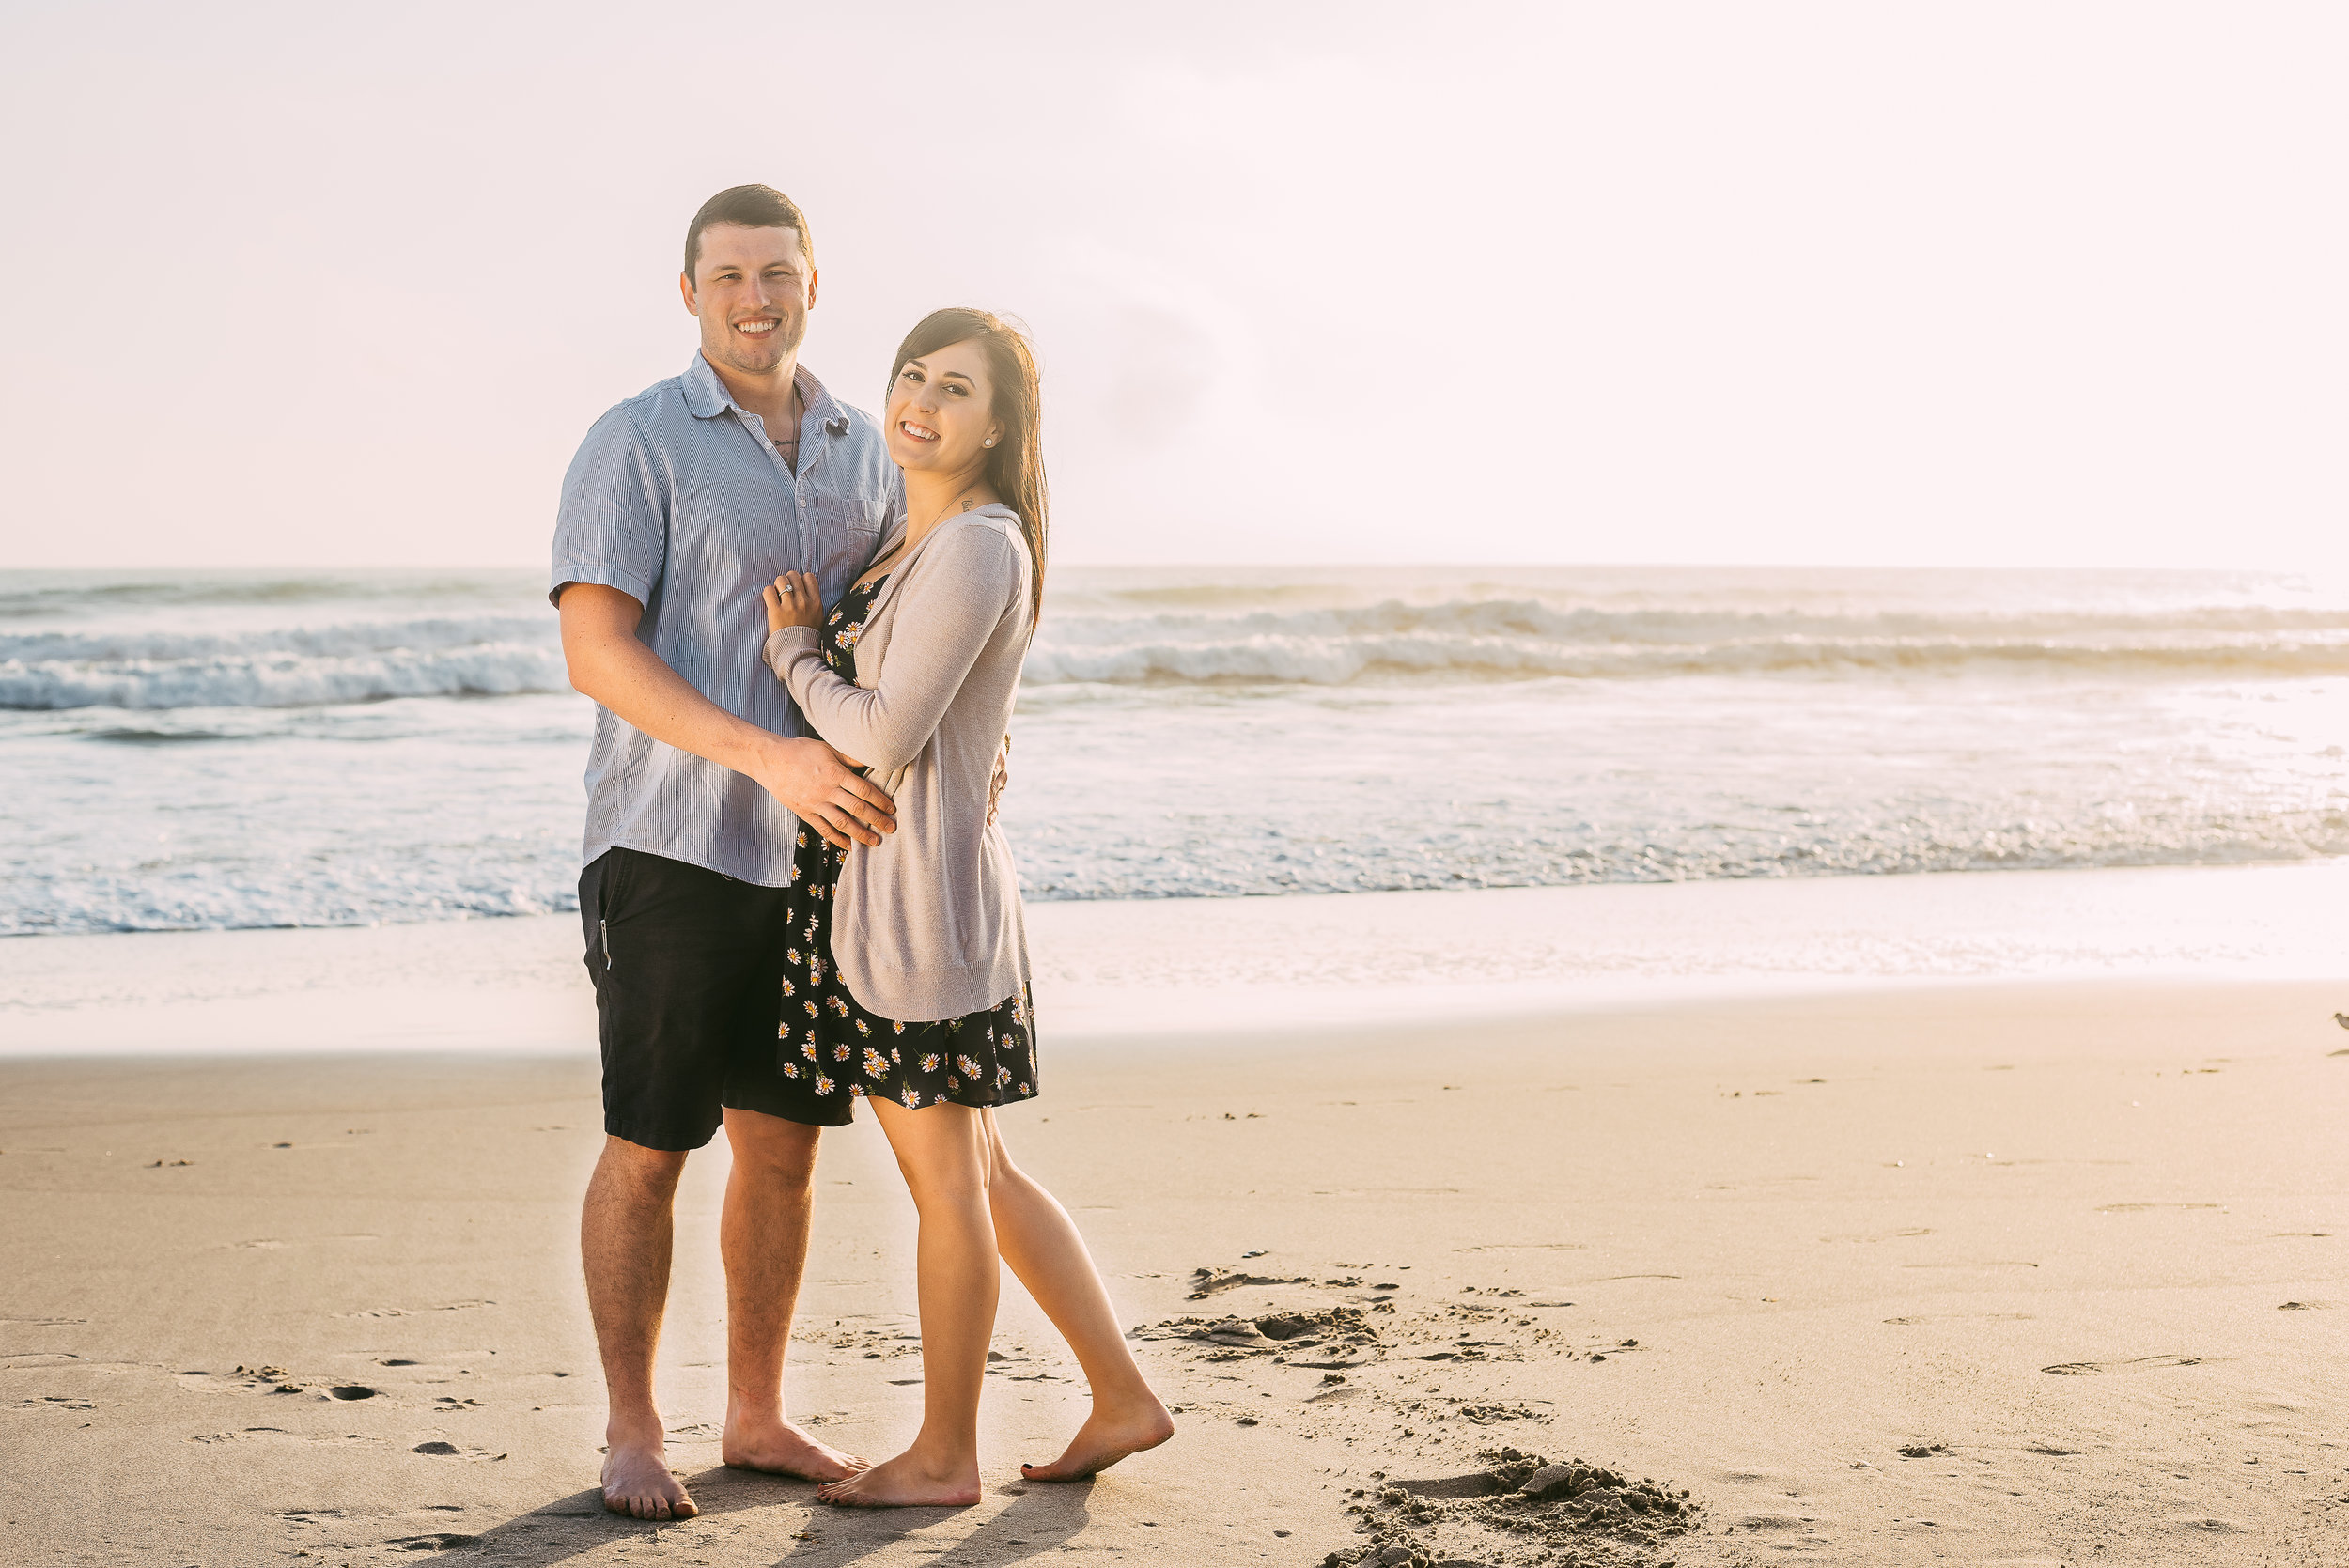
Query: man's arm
xmin=557 ymin=582 xmax=894 ymax=848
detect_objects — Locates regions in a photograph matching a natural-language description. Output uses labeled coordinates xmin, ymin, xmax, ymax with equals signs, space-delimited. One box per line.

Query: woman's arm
xmin=762 ymin=526 xmax=1023 ymax=775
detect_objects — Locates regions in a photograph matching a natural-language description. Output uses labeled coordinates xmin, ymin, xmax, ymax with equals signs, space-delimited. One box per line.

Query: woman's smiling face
xmin=885 ymin=339 xmax=1002 ymax=475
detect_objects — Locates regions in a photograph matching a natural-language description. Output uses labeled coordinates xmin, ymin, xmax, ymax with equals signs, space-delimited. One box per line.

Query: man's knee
xmin=723 ymin=1109 xmax=821 ymax=1186
xmin=595 ymin=1135 xmax=690 ymax=1195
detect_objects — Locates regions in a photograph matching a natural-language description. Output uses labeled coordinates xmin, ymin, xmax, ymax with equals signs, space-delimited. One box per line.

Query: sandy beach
xmin=5 ymin=870 xmax=2348 ymax=1565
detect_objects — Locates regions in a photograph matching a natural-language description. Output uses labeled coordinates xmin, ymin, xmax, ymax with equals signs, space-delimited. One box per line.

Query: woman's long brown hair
xmin=889 ymin=308 xmax=1049 ymax=629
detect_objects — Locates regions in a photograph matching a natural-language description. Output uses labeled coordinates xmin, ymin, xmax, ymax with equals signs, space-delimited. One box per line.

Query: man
xmin=551 ymin=184 xmax=899 ymax=1521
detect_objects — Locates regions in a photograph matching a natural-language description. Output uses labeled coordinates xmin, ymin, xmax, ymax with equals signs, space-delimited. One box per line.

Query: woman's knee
xmin=884 ymin=1109 xmax=993 ymax=1205
xmin=897 ymin=1151 xmax=990 ymax=1207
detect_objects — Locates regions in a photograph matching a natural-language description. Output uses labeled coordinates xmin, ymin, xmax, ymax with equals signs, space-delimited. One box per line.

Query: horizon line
xmin=3 ymin=560 xmax=2341 ymax=577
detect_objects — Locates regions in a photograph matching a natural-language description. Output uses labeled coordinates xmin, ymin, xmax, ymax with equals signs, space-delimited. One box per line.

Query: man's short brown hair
xmin=684 ymin=185 xmax=813 ymax=285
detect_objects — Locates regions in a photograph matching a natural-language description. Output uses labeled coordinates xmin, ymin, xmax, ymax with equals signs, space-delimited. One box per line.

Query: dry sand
xmin=6 ymin=972 xmax=2349 ymax=1565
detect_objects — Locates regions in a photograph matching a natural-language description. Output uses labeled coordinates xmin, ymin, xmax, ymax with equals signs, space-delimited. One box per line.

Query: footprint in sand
xmin=194 ymin=1428 xmax=377 ymax=1447
xmin=2041 ymin=1354 xmax=2205 ymax=1375
xmin=1453 ymin=1243 xmax=1586 ymax=1252
xmin=179 ymin=1366 xmax=313 ymax=1395
xmin=1185 ymin=1265 xmax=1311 ymax=1300
xmin=411 ymin=1440 xmax=505 ymax=1461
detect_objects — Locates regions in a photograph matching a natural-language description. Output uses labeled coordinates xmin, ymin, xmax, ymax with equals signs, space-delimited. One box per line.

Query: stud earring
xmin=985 ymin=437 xmax=996 ymax=447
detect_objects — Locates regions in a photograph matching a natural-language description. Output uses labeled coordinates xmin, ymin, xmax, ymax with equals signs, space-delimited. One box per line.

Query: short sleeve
xmin=550 ymin=405 xmax=668 ymax=609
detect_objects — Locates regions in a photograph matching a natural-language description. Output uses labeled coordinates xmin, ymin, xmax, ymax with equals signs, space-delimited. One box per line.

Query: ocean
xmin=4 ymin=566 xmax=2346 ymax=938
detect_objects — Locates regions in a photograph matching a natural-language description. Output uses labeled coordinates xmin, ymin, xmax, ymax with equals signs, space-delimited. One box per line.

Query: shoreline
xmin=5 ymin=859 xmax=2345 ymax=1057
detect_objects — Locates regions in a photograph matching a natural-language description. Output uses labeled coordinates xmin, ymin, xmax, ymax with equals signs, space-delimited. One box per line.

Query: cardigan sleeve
xmin=766 ymin=524 xmax=1022 ymax=774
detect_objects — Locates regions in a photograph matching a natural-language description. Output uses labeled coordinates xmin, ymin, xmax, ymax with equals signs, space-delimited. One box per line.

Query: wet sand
xmin=6 ymin=975 xmax=2349 ymax=1564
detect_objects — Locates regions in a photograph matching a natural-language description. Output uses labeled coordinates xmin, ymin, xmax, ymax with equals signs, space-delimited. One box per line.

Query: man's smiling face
xmin=681 ymin=223 xmax=816 ymax=379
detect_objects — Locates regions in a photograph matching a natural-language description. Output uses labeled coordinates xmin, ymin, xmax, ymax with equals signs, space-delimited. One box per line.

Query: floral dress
xmin=772 ymin=573 xmax=1038 ymax=1126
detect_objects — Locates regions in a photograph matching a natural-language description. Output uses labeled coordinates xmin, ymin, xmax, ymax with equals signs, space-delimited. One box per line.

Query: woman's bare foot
xmin=1019 ymin=1398 xmax=1175 ymax=1482
xmin=722 ymin=1407 xmax=868 ymax=1483
xmin=602 ymin=1430 xmax=698 ymax=1520
xmin=815 ymin=1446 xmax=982 ymax=1509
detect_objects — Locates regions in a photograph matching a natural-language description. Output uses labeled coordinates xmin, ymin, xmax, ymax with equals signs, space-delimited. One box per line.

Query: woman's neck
xmin=902 ymin=464 xmax=1000 ymax=552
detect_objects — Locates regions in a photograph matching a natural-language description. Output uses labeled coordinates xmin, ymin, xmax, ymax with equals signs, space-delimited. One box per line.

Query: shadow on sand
xmin=448 ymin=1468 xmax=1096 ymax=1565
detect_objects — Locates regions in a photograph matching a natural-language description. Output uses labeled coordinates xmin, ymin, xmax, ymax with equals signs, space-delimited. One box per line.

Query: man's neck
xmin=702 ymin=350 xmax=802 ymax=434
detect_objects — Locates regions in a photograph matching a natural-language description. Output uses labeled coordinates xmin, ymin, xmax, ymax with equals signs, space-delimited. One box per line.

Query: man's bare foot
xmin=602 ymin=1433 xmax=698 ymax=1520
xmin=1019 ymin=1399 xmax=1175 ymax=1483
xmin=722 ymin=1409 xmax=868 ymax=1483
xmin=814 ymin=1446 xmax=981 ymax=1509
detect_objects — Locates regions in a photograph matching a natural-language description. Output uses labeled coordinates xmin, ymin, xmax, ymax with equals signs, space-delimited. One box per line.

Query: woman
xmin=758 ymin=308 xmax=1173 ymax=1508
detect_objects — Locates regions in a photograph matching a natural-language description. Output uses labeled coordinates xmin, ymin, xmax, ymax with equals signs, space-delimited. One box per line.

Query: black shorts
xmin=579 ymin=847 xmax=805 ymax=1152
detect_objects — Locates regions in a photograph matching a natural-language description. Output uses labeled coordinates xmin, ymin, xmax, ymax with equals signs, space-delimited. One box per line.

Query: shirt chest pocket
xmin=807 ymin=493 xmax=885 ymax=541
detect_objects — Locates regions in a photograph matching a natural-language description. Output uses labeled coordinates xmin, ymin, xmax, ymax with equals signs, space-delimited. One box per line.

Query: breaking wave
xmin=0 ymin=617 xmax=568 ymax=710
xmin=9 ymin=573 xmax=2349 ymax=712
xmin=1022 ymin=599 xmax=2349 ymax=686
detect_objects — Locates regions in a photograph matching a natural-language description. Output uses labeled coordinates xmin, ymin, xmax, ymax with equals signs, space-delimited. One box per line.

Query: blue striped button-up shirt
xmin=551 ymin=353 xmax=901 ymax=885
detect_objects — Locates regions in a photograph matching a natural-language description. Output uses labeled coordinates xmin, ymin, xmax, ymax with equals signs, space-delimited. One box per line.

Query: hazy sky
xmin=3 ymin=2 xmax=2342 ymax=569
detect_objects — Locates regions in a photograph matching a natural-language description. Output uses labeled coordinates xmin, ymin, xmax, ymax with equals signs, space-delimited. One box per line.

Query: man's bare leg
xmin=718 ymin=1107 xmax=866 ymax=1482
xmin=583 ymin=1136 xmax=697 ymax=1520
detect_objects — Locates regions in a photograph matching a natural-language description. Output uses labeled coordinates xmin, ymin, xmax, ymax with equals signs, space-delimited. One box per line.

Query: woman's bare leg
xmin=973 ymin=1110 xmax=1174 ymax=1481
xmin=816 ymin=1097 xmax=997 ymax=1509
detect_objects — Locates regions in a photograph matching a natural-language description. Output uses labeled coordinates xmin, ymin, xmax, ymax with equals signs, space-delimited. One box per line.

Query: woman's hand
xmin=763 ymin=570 xmax=825 ymax=632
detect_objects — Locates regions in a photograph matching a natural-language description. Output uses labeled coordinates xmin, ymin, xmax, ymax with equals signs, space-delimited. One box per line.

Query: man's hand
xmin=754 ymin=736 xmax=895 ymax=848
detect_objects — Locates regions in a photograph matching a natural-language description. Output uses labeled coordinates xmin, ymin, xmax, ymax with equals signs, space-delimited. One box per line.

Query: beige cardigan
xmin=763 ymin=506 xmax=1034 ymax=1022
